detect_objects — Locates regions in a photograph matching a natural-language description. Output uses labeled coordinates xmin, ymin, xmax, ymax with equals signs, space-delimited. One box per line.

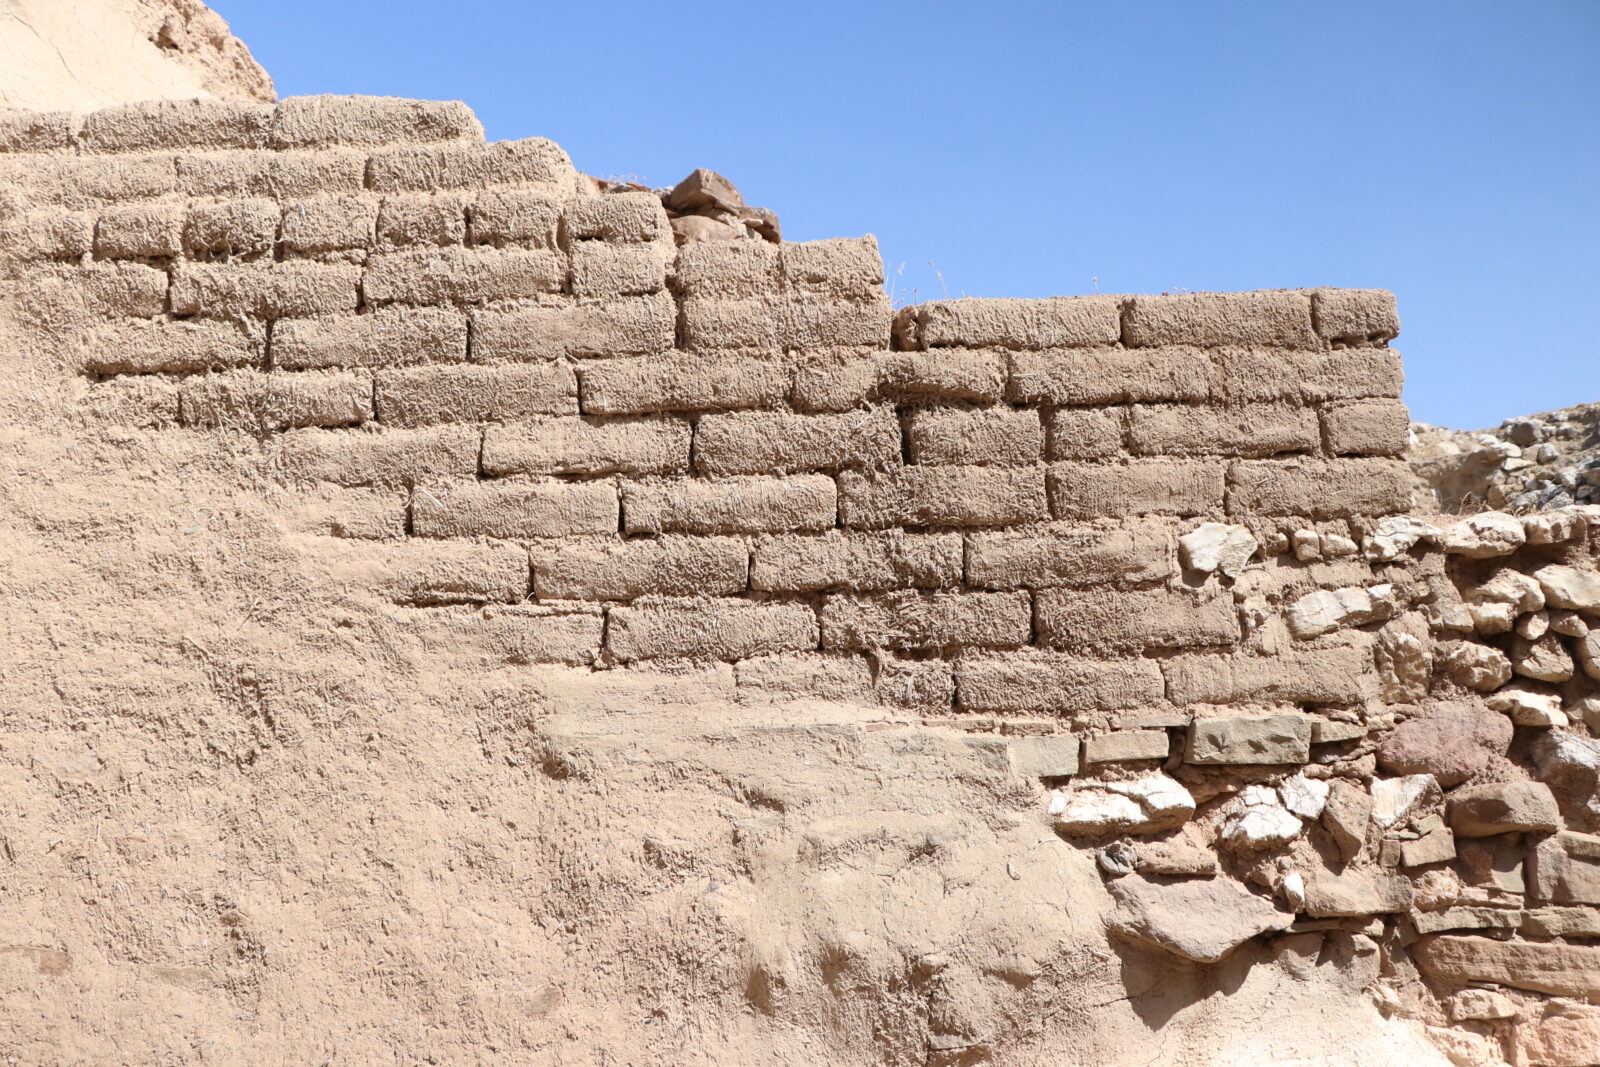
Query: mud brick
xmin=80 ymin=99 xmax=272 ymax=152
xmin=955 ymin=652 xmax=1166 ymax=713
xmin=482 ymin=416 xmax=690 ymax=476
xmin=622 ymin=475 xmax=837 ymax=535
xmin=1048 ymin=461 xmax=1225 ymax=519
xmin=562 ymin=193 xmax=668 ymax=243
xmin=411 ymin=479 xmax=619 ymax=539
xmin=406 ymin=603 xmax=603 ymax=666
xmin=606 ymin=598 xmax=818 ymax=662
xmin=906 ymin=408 xmax=1043 ymax=466
xmin=276 ymin=486 xmax=407 ymax=540
xmin=1226 ymin=458 xmax=1412 ymax=518
xmin=876 ymin=350 xmax=1008 ymax=403
xmin=838 ymin=466 xmax=1047 ymax=529
xmin=376 ymin=192 xmax=467 ymax=248
xmin=874 ymin=656 xmax=955 ymax=711
xmin=784 ymin=292 xmax=892 ymax=349
xmin=0 ymin=108 xmax=75 ymax=152
xmin=965 ymin=524 xmax=1171 ymax=589
xmin=365 ymin=138 xmax=575 ymax=194
xmin=1295 ymin=349 xmax=1406 ymax=401
xmin=531 ymin=536 xmax=748 ymax=600
xmin=471 ymin=292 xmax=674 ymax=360
xmin=779 ymin=237 xmax=883 ymax=298
xmin=1047 ymin=407 xmax=1126 ymax=460
xmin=789 ymin=349 xmax=881 ymax=412
xmin=80 ymin=319 xmax=260 ymax=374
xmin=272 ymin=425 xmax=481 ymax=487
xmin=1311 ymin=288 xmax=1399 ymax=345
xmin=569 ymin=242 xmax=668 ymax=298
xmin=170 ymin=262 xmax=361 ymax=319
xmin=180 ymin=369 xmax=372 ymax=431
xmin=820 ymin=590 xmax=1031 ymax=652
xmin=468 ymin=190 xmax=562 ymax=247
xmin=60 ymin=261 xmax=169 ymax=317
xmin=1162 ymin=646 xmax=1373 ymax=705
xmin=750 ymin=532 xmax=962 ymax=593
xmin=95 ymin=202 xmax=183 ymax=258
xmin=1035 ymin=586 xmax=1239 ymax=652
xmin=0 ymin=207 xmax=93 ymax=260
xmin=280 ymin=194 xmax=379 ymax=255
xmin=184 ymin=198 xmax=279 ymax=256
xmin=1123 ymin=292 xmax=1316 ymax=348
xmin=901 ymin=296 xmax=1122 ymax=350
xmin=673 ymin=241 xmax=780 ymax=298
xmin=1126 ymin=402 xmax=1319 ymax=457
xmin=695 ymin=408 xmax=901 ymax=476
xmin=1321 ymin=399 xmax=1410 ymax=457
xmin=1010 ymin=348 xmax=1212 ymax=405
xmin=363 ymin=247 xmax=565 ymax=305
xmin=270 ymin=95 xmax=484 ymax=148
xmin=735 ymin=653 xmax=874 ymax=702
xmin=79 ymin=374 xmax=181 ymax=429
xmin=580 ymin=352 xmax=787 ymax=415
xmin=679 ymin=297 xmax=782 ymax=350
xmin=374 ymin=363 xmax=578 ymax=425
xmin=274 ymin=308 xmax=467 ymax=369
xmin=304 ymin=539 xmax=527 ymax=604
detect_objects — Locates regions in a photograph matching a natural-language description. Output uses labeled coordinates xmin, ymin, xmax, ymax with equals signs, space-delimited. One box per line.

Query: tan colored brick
xmin=73 ymin=261 xmax=169 ymax=317
xmin=838 ymin=466 xmax=1047 ymax=529
xmin=876 ymin=350 xmax=1008 ymax=403
xmin=24 ymin=153 xmax=178 ymax=207
xmin=531 ymin=536 xmax=748 ymax=600
xmin=0 ymin=207 xmax=93 ymax=260
xmin=80 ymin=320 xmax=260 ymax=375
xmin=1084 ymin=731 xmax=1171 ymax=763
xmin=955 ymin=652 xmax=1166 ymax=713
xmin=789 ymin=349 xmax=880 ymax=412
xmin=95 ymin=202 xmax=182 ymax=258
xmin=751 ymin=532 xmax=962 ymax=593
xmin=468 ymin=190 xmax=561 ymax=247
xmin=280 ymin=194 xmax=378 ymax=256
xmin=607 ymin=598 xmax=818 ymax=662
xmin=785 ymin=292 xmax=892 ymax=349
xmin=1036 ymin=586 xmax=1239 ymax=652
xmin=411 ymin=479 xmax=619 ymax=539
xmin=1123 ymin=292 xmax=1315 ymax=348
xmin=471 ymin=293 xmax=674 ymax=360
xmin=562 ymin=193 xmax=668 ymax=243
xmin=184 ymin=198 xmax=279 ymax=256
xmin=272 ymin=426 xmax=481 ymax=487
xmin=1010 ymin=348 xmax=1211 ymax=405
xmin=365 ymin=138 xmax=574 ymax=194
xmin=907 ymin=408 xmax=1042 ymax=466
xmin=274 ymin=308 xmax=467 ymax=369
xmin=376 ymin=192 xmax=467 ymax=249
xmin=1296 ymin=349 xmax=1405 ymax=401
xmin=695 ymin=408 xmax=900 ymax=476
xmin=902 ymin=296 xmax=1122 ymax=350
xmin=81 ymin=100 xmax=273 ymax=152
xmin=1048 ymin=461 xmax=1226 ymax=519
xmin=303 ymin=538 xmax=527 ymax=604
xmin=966 ymin=524 xmax=1171 ymax=589
xmin=1311 ymin=288 xmax=1399 ymax=344
xmin=622 ymin=475 xmax=836 ymax=534
xmin=363 ymin=248 xmax=565 ymax=305
xmin=1047 ymin=407 xmax=1125 ymax=460
xmin=0 ymin=109 xmax=74 ymax=152
xmin=171 ymin=262 xmax=360 ymax=319
xmin=78 ymin=373 xmax=181 ymax=429
xmin=674 ymin=241 xmax=780 ymax=298
xmin=1226 ymin=458 xmax=1412 ymax=517
xmin=482 ymin=416 xmax=690 ymax=476
xmin=1322 ymin=399 xmax=1410 ymax=456
xmin=581 ymin=352 xmax=787 ymax=414
xmin=270 ymin=95 xmax=484 ymax=148
xmin=570 ymin=242 xmax=668 ymax=298
xmin=1127 ymin=402 xmax=1319 ymax=457
xmin=874 ymin=657 xmax=956 ymax=710
xmin=407 ymin=603 xmax=603 ymax=665
xmin=176 ymin=149 xmax=368 ymax=199
xmin=678 ymin=297 xmax=779 ymax=349
xmin=820 ymin=591 xmax=1031 ymax=652
xmin=735 ymin=653 xmax=874 ymax=702
xmin=375 ymin=363 xmax=578 ymax=425
xmin=780 ymin=237 xmax=883 ymax=298
xmin=1162 ymin=646 xmax=1373 ymax=705
xmin=180 ymin=369 xmax=372 ymax=431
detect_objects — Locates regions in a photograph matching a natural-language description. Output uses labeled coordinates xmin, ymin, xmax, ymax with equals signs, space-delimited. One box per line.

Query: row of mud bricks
xmin=7 ymin=96 xmax=1600 ymax=1064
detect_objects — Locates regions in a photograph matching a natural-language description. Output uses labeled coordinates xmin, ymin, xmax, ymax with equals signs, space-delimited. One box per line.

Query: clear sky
xmin=218 ymin=0 xmax=1598 ymax=430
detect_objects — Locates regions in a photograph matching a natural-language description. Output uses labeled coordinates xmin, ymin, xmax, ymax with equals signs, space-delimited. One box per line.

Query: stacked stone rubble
xmin=6 ymin=95 xmax=1600 ymax=1065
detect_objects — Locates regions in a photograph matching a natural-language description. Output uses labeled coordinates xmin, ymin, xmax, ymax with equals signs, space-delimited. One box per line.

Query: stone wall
xmin=5 ymin=94 xmax=1600 ymax=1064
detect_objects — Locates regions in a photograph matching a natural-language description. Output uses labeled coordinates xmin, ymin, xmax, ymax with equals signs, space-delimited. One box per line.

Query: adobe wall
xmin=4 ymin=95 xmax=1600 ymax=1062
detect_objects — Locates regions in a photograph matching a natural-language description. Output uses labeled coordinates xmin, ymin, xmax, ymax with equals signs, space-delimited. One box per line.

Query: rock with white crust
xmin=1178 ymin=523 xmax=1258 ymax=579
xmin=1441 ymin=512 xmax=1525 ymax=558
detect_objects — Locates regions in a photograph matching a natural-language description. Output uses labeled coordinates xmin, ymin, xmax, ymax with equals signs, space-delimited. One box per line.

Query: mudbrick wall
xmin=5 ymin=95 xmax=1600 ymax=1064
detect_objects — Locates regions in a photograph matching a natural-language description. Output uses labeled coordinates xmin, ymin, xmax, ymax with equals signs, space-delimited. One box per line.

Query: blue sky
xmin=218 ymin=1 xmax=1598 ymax=429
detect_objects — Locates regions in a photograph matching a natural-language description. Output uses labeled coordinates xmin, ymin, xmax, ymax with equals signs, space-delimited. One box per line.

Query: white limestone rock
xmin=1363 ymin=516 xmax=1441 ymax=562
xmin=1221 ymin=784 xmax=1304 ymax=850
xmin=1285 ymin=584 xmax=1396 ymax=639
xmin=1440 ymin=512 xmax=1525 ymax=558
xmin=1533 ymin=564 xmax=1600 ymax=613
xmin=1052 ymin=774 xmax=1195 ymax=836
xmin=1279 ymin=773 xmax=1331 ymax=819
xmin=1487 ymin=686 xmax=1568 ymax=727
xmin=1178 ymin=523 xmax=1258 ymax=579
xmin=1370 ymin=773 xmax=1442 ymax=829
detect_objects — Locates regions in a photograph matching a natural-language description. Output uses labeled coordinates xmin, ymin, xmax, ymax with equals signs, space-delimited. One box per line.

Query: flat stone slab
xmin=1107 ymin=875 xmax=1293 ymax=963
xmin=1414 ymin=934 xmax=1600 ymax=998
xmin=1186 ymin=715 xmax=1311 ymax=765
